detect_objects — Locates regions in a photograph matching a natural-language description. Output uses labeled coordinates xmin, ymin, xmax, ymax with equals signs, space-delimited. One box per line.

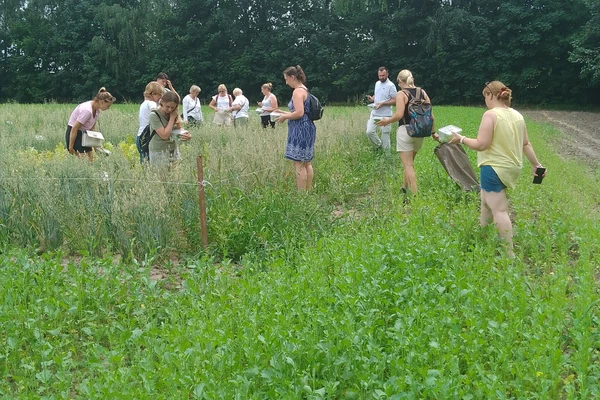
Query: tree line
xmin=1 ymin=0 xmax=599 ymax=106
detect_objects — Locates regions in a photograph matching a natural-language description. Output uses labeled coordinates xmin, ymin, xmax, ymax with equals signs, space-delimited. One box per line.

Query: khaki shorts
xmin=213 ymin=110 xmax=232 ymax=126
xmin=396 ymin=125 xmax=424 ymax=152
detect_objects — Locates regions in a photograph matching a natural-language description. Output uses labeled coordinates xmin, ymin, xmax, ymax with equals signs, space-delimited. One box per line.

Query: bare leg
xmin=479 ymin=190 xmax=493 ymax=227
xmin=293 ymin=161 xmax=310 ymax=191
xmin=305 ymin=162 xmax=314 ymax=190
xmin=399 ymin=151 xmax=418 ymax=193
xmin=481 ymin=189 xmax=514 ymax=256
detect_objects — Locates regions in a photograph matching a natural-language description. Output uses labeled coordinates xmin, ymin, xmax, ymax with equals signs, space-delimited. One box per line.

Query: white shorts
xmin=396 ymin=125 xmax=424 ymax=153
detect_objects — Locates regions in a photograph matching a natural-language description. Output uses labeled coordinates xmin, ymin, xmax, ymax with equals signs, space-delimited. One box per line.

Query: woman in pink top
xmin=65 ymin=87 xmax=115 ymax=160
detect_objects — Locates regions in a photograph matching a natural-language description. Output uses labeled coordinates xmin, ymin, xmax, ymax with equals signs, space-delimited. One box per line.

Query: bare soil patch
xmin=524 ymin=110 xmax=600 ymax=168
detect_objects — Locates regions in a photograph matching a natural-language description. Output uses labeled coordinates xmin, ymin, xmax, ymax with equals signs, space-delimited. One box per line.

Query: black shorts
xmin=65 ymin=125 xmax=92 ymax=153
xmin=261 ymin=115 xmax=275 ymax=128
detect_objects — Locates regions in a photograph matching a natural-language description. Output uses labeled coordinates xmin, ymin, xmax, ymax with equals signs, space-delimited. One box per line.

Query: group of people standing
xmin=207 ymin=83 xmax=280 ymax=129
xmin=64 ymin=67 xmax=317 ymax=190
xmin=364 ymin=66 xmax=545 ymax=257
xmin=64 ymin=65 xmax=544 ymax=257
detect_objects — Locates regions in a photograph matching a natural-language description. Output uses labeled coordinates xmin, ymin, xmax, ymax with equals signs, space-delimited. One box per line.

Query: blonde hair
xmin=94 ymin=87 xmax=116 ymax=103
xmin=483 ymin=81 xmax=512 ymax=107
xmin=217 ymin=84 xmax=227 ymax=93
xmin=397 ymin=70 xmax=415 ymax=87
xmin=262 ymin=82 xmax=273 ymax=91
xmin=144 ymin=82 xmax=163 ymax=98
xmin=190 ymin=85 xmax=201 ymax=94
xmin=232 ymin=88 xmax=243 ymax=96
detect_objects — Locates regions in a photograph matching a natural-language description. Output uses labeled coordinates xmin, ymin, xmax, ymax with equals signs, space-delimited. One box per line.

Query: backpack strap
xmin=150 ymin=110 xmax=167 ymax=141
xmin=403 ymin=87 xmax=427 ymax=103
xmin=298 ymin=86 xmax=310 ymax=98
xmin=186 ymin=97 xmax=197 ymax=114
xmin=415 ymin=87 xmax=422 ymax=102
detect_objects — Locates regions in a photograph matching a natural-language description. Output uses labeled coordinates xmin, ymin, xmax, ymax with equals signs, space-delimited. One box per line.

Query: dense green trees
xmin=0 ymin=0 xmax=598 ymax=104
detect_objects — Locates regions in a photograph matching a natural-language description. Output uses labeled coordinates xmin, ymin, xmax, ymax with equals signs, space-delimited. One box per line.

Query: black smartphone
xmin=532 ymin=167 xmax=546 ymax=184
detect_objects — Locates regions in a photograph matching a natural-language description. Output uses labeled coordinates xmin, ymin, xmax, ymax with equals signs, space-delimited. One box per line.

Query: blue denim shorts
xmin=480 ymin=165 xmax=506 ymax=192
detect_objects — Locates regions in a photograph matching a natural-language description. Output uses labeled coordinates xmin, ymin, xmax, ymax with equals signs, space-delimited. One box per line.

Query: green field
xmin=0 ymin=104 xmax=599 ymax=398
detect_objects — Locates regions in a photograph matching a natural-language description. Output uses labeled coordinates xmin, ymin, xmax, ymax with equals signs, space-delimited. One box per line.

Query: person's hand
xmin=180 ymin=131 xmax=192 ymax=142
xmin=169 ymin=110 xmax=178 ymax=120
xmin=375 ymin=118 xmax=388 ymax=127
xmin=367 ymin=95 xmax=374 ymax=103
xmin=257 ymin=101 xmax=263 ymax=107
xmin=374 ymin=102 xmax=382 ymax=110
xmin=448 ymin=133 xmax=462 ymax=145
xmin=432 ymin=132 xmax=440 ymax=142
xmin=532 ymin=164 xmax=546 ymax=177
xmin=68 ymin=147 xmax=76 ymax=155
xmin=166 ymin=80 xmax=174 ymax=90
xmin=275 ymin=115 xmax=286 ymax=123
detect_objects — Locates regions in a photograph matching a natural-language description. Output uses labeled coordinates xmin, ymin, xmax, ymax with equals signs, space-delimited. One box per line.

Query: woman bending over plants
xmin=65 ymin=87 xmax=115 ymax=160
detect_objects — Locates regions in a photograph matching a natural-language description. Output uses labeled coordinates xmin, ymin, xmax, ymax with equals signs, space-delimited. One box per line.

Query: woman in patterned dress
xmin=275 ymin=65 xmax=317 ymax=191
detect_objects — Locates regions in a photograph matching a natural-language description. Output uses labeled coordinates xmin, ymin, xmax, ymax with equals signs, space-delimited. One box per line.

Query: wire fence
xmin=0 ymin=165 xmax=280 ymax=187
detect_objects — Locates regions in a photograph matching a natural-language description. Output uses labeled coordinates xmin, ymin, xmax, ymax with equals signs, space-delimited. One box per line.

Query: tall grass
xmin=0 ymin=103 xmax=599 ymax=398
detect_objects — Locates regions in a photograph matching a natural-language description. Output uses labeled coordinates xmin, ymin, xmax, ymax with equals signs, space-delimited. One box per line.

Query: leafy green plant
xmin=0 ymin=104 xmax=599 ymax=398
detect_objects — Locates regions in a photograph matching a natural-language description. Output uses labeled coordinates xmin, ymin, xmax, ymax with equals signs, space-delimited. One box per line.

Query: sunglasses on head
xmin=484 ymin=81 xmax=493 ymax=93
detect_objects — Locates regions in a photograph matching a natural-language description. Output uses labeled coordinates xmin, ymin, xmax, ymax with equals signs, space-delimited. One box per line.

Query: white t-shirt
xmin=138 ymin=100 xmax=158 ymax=136
xmin=183 ymin=94 xmax=203 ymax=122
xmin=232 ymin=95 xmax=249 ymax=119
xmin=260 ymin=94 xmax=273 ymax=116
xmin=371 ymin=79 xmax=397 ymax=117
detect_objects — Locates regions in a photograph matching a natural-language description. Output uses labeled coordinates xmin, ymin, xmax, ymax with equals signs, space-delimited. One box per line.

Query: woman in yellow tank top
xmin=449 ymin=81 xmax=545 ymax=257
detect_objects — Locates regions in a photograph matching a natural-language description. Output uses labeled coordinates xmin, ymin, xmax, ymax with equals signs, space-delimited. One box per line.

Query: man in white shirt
xmin=366 ymin=66 xmax=397 ymax=150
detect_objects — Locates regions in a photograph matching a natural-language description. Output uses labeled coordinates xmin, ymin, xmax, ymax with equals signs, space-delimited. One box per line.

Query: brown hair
xmin=262 ymin=82 xmax=273 ymax=91
xmin=283 ymin=65 xmax=306 ymax=83
xmin=144 ymin=82 xmax=163 ymax=98
xmin=94 ymin=87 xmax=116 ymax=103
xmin=483 ymin=81 xmax=512 ymax=107
xmin=160 ymin=91 xmax=180 ymax=105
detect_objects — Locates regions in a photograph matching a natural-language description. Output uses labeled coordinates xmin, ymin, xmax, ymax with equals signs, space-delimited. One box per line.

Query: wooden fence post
xmin=196 ymin=156 xmax=208 ymax=249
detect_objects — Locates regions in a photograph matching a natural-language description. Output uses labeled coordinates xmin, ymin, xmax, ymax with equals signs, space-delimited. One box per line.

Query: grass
xmin=0 ymin=104 xmax=599 ymax=398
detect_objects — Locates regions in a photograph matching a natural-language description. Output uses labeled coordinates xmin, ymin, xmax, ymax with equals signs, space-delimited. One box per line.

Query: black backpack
xmin=307 ymin=93 xmax=324 ymax=121
xmin=300 ymin=88 xmax=323 ymax=121
xmin=139 ymin=110 xmax=165 ymax=161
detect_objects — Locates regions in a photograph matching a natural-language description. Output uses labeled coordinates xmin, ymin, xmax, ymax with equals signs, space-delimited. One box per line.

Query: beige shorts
xmin=396 ymin=125 xmax=424 ymax=152
xmin=213 ymin=111 xmax=232 ymax=126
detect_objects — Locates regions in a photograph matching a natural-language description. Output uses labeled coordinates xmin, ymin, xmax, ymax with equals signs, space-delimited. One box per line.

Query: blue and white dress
xmin=285 ymin=92 xmax=316 ymax=162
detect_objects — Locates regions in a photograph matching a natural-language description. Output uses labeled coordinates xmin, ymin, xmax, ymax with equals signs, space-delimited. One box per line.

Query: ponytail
xmin=284 ymin=65 xmax=307 ymax=83
xmin=94 ymin=87 xmax=116 ymax=103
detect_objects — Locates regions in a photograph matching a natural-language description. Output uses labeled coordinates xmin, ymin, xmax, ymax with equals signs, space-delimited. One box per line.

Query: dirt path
xmin=524 ymin=110 xmax=600 ymax=168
